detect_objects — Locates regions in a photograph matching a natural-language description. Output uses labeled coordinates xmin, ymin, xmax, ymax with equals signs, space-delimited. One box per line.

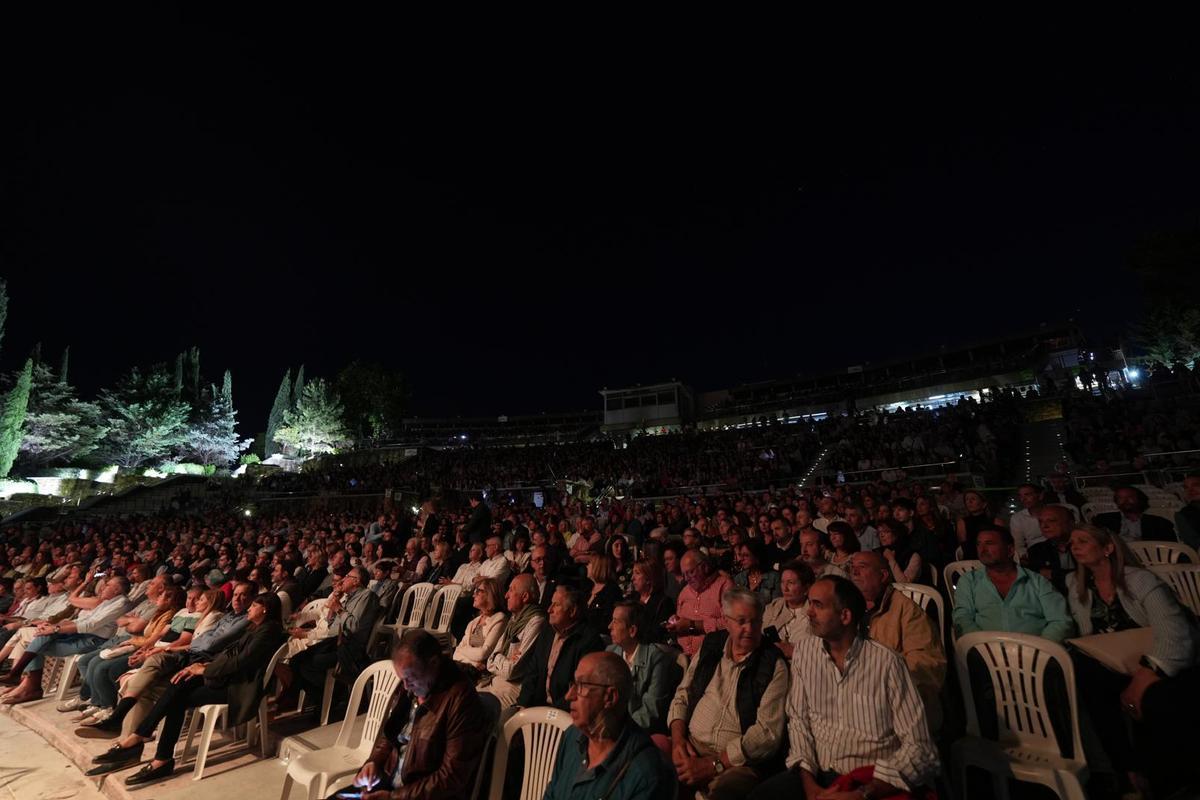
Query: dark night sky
xmin=2 ymin=15 xmax=1198 ymax=435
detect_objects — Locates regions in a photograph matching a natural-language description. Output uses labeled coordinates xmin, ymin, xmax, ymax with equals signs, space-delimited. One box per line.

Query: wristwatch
xmin=711 ymin=756 xmax=725 ymax=775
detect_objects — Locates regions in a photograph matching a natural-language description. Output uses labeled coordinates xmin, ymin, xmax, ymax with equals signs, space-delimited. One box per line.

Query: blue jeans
xmin=24 ymin=633 xmax=107 ymax=672
xmin=78 ymin=633 xmax=129 ymax=701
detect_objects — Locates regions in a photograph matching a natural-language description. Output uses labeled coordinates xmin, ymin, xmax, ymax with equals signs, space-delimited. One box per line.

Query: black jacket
xmin=203 ymin=620 xmax=286 ymax=725
xmin=1092 ymin=512 xmax=1177 ymax=542
xmin=516 ymin=622 xmax=605 ymax=710
xmin=463 ymin=503 xmax=492 ymax=544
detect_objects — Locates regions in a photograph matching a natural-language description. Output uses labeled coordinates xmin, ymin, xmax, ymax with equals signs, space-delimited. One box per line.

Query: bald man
xmin=1027 ymin=505 xmax=1077 ymax=592
xmin=848 ymin=551 xmax=946 ymax=731
xmin=543 ymin=651 xmax=676 ymax=800
xmin=478 ymin=574 xmax=547 ymax=709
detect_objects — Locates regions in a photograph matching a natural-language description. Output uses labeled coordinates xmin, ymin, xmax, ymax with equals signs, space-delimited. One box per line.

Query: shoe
xmin=75 ymin=725 xmax=121 ymax=740
xmin=93 ymin=742 xmax=144 ymax=764
xmin=70 ymin=706 xmax=100 ymax=723
xmin=58 ymin=696 xmax=90 ymax=712
xmin=80 ymin=707 xmax=115 ymax=726
xmin=124 ymin=759 xmax=174 ymax=786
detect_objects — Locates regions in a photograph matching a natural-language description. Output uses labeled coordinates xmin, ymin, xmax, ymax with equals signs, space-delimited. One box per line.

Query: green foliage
xmin=1128 ymin=226 xmax=1200 ymax=367
xmin=0 ymin=359 xmax=33 ymax=478
xmin=96 ymin=365 xmax=192 ymax=468
xmin=188 ymin=346 xmax=201 ymax=402
xmin=264 ymin=369 xmax=291 ymax=458
xmin=336 ymin=361 xmax=409 ymax=441
xmin=274 ymin=378 xmax=347 ymax=457
xmin=292 ymin=364 xmax=305 ymax=410
xmin=1129 ymin=307 xmax=1200 ymax=367
xmin=177 ymin=382 xmax=251 ymax=467
xmin=19 ymin=362 xmax=107 ymax=469
xmin=174 ymin=353 xmax=184 ymax=397
xmin=239 ymin=453 xmax=261 ymax=465
xmin=59 ymin=347 xmax=69 ymax=385
xmin=221 ymin=370 xmax=233 ymax=403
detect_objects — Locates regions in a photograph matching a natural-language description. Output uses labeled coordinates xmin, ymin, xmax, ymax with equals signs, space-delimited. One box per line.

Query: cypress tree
xmin=174 ymin=353 xmax=184 ymax=397
xmin=222 ymin=370 xmax=233 ymax=404
xmin=189 ymin=346 xmax=201 ymax=401
xmin=0 ymin=358 xmax=33 ymax=478
xmin=59 ymin=346 xmax=70 ymax=384
xmin=264 ymin=369 xmax=292 ymax=458
xmin=0 ymin=278 xmax=7 ymax=357
xmin=292 ymin=364 xmax=305 ymax=410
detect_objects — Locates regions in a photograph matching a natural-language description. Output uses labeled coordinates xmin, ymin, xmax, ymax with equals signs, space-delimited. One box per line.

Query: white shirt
xmin=1009 ymin=509 xmax=1045 ymax=557
xmin=855 ymin=525 xmax=881 ymax=551
xmin=451 ymin=561 xmax=483 ymax=591
xmin=478 ymin=555 xmax=511 ymax=585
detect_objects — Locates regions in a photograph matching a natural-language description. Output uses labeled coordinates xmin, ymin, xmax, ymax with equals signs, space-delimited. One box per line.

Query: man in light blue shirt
xmin=952 ymin=528 xmax=1075 ymax=643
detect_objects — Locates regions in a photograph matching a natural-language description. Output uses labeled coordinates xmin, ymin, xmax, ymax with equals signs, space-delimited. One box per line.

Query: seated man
xmin=952 ymin=527 xmax=1074 ymax=643
xmin=476 ymin=534 xmax=512 ymax=588
xmin=1026 ymin=505 xmax=1076 ymax=592
xmin=0 ymin=570 xmax=79 ymax=659
xmin=606 ymin=601 xmax=676 ymax=734
xmin=544 ymin=651 xmax=678 ymax=800
xmin=750 ymin=577 xmax=940 ymax=800
xmin=1 ymin=574 xmax=130 ymax=704
xmin=289 ymin=566 xmax=378 ymax=705
xmin=478 ymin=574 xmax=547 ymax=708
xmin=667 ymin=587 xmax=789 ymax=800
xmin=530 ymin=544 xmax=559 ymax=608
xmin=848 ymin=551 xmax=946 ymax=731
xmin=799 ymin=529 xmax=846 ymax=579
xmin=347 ymin=629 xmax=490 ymax=800
xmin=1092 ymin=486 xmax=1176 ymax=543
xmin=517 ymin=586 xmax=604 ymax=710
xmin=664 ymin=549 xmax=733 ymax=658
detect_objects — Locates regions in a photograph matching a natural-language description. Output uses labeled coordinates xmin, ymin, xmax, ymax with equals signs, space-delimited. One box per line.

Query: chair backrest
xmin=425 ymin=584 xmax=462 ymax=634
xmin=1129 ymin=540 xmax=1199 ymax=566
xmin=334 ymin=659 xmax=403 ymax=755
xmin=489 ymin=706 xmax=573 ymax=800
xmin=1081 ymin=501 xmax=1117 ymax=522
xmin=1150 ymin=564 xmax=1200 ymax=615
xmin=395 ymin=583 xmax=436 ymax=628
xmin=263 ymin=641 xmax=290 ymax=692
xmin=955 ymin=631 xmax=1083 ymax=763
xmin=298 ymin=598 xmax=326 ymax=619
xmin=892 ymin=582 xmax=945 ymax=647
xmin=943 ymin=560 xmax=982 ymax=606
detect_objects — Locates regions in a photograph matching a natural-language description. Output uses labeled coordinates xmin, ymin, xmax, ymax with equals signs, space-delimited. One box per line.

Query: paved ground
xmin=0 ymin=712 xmax=105 ymax=800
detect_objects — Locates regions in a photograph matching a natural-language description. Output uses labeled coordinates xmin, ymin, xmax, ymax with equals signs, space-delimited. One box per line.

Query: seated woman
xmin=733 ymin=539 xmax=782 ymax=605
xmin=762 ymin=560 xmax=815 ymax=659
xmin=451 ymin=577 xmax=507 ymax=681
xmin=825 ymin=521 xmax=861 ymax=570
xmin=1065 ymin=523 xmax=1200 ymax=797
xmin=876 ymin=519 xmax=924 ymax=584
xmin=583 ymin=554 xmax=622 ymax=632
xmin=505 ymin=532 xmax=532 ymax=575
xmin=606 ymin=535 xmax=634 ymax=595
xmin=628 ymin=558 xmax=675 ymax=644
xmin=77 ymin=586 xmax=186 ymax=727
xmin=89 ymin=593 xmax=286 ymax=784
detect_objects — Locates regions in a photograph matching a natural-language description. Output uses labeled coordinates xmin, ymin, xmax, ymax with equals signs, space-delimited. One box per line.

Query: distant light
xmin=411 ymin=505 xmax=420 ymax=514
xmin=1128 ymin=368 xmax=1140 ymax=379
xmin=460 ymin=434 xmax=468 ymax=440
xmin=243 ymin=509 xmax=253 ymax=517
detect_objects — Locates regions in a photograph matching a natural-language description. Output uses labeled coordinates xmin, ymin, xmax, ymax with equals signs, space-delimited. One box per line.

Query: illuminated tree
xmin=336 ymin=361 xmax=409 ymax=441
xmin=0 ymin=278 xmax=7 ymax=357
xmin=178 ymin=378 xmax=251 ymax=467
xmin=274 ymin=378 xmax=347 ymax=457
xmin=96 ymin=366 xmax=191 ymax=468
xmin=19 ymin=361 xmax=107 ymax=468
xmin=0 ymin=358 xmax=32 ymax=478
xmin=291 ymin=364 xmax=305 ymax=410
xmin=264 ymin=369 xmax=291 ymax=458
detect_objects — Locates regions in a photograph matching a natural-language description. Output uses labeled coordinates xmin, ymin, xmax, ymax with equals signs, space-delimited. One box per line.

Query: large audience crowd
xmin=0 ymin=386 xmax=1198 ymax=799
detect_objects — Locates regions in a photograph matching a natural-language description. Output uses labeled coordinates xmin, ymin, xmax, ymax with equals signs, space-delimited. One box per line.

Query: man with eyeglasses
xmin=667 ymin=587 xmax=788 ymax=800
xmin=291 ymin=566 xmax=380 ymax=707
xmin=543 ymin=651 xmax=677 ymax=800
xmin=530 ymin=544 xmax=559 ymax=608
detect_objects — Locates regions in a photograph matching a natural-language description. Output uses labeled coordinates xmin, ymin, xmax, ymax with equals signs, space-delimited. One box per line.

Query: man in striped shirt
xmin=751 ymin=576 xmax=940 ymax=800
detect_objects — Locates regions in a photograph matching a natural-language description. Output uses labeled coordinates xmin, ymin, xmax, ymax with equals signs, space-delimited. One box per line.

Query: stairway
xmin=1018 ymin=420 xmax=1071 ymax=486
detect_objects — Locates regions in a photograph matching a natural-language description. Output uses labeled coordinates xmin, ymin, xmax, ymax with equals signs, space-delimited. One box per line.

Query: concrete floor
xmin=0 ymin=711 xmax=106 ymax=800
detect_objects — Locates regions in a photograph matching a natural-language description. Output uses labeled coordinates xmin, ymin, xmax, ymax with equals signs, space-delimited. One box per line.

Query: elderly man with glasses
xmin=667 ymin=587 xmax=789 ymax=800
xmin=543 ymin=651 xmax=677 ymax=800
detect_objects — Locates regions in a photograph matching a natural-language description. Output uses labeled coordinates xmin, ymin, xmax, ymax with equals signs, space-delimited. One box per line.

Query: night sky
xmin=2 ymin=16 xmax=1198 ymax=435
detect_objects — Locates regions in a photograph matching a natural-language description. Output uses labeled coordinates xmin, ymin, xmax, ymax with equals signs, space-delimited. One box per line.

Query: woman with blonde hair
xmin=452 ymin=576 xmax=507 ymax=681
xmin=584 ymin=554 xmax=622 ymax=631
xmin=629 ymin=558 xmax=674 ymax=643
xmin=1065 ymin=522 xmax=1200 ymax=796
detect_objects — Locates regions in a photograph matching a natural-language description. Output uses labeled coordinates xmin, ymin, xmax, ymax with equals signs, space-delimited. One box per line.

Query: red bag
xmin=829 ymin=766 xmax=937 ymax=800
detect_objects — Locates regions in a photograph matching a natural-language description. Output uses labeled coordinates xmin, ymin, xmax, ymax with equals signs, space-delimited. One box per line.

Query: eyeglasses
xmin=567 ymin=679 xmax=613 ymax=695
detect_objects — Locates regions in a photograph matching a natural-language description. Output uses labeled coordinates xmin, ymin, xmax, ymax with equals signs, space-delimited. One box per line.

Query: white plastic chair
xmin=294 ymin=598 xmax=327 ymax=624
xmin=1128 ymin=540 xmax=1199 ymax=566
xmin=425 ymin=584 xmax=462 ymax=649
xmin=893 ymin=582 xmax=946 ymax=649
xmin=279 ymin=660 xmax=401 ymax=800
xmin=277 ymin=591 xmax=293 ymax=621
xmin=1150 ymin=564 xmax=1200 ymax=615
xmin=369 ymin=583 xmax=435 ymax=655
xmin=488 ymin=706 xmax=573 ymax=800
xmin=180 ymin=641 xmax=289 ymax=780
xmin=953 ymin=632 xmax=1088 ymax=800
xmin=943 ymin=560 xmax=983 ymax=608
xmin=1080 ymin=501 xmax=1116 ymax=522
xmin=53 ymin=653 xmax=83 ymax=701
xmin=295 ymin=666 xmax=339 ymax=726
